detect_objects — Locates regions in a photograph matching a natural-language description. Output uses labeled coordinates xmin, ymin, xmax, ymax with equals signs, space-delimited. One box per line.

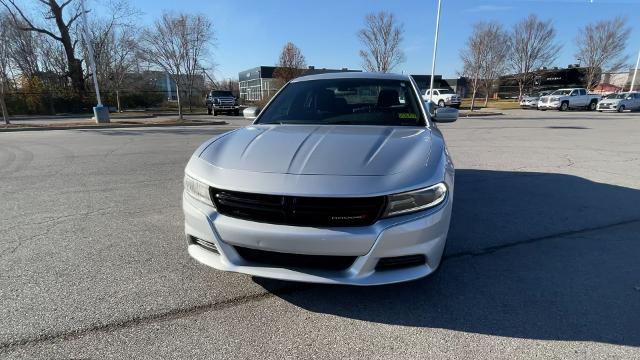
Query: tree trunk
xmin=176 ymin=82 xmax=183 ymax=121
xmin=116 ymin=90 xmax=121 ymax=113
xmin=470 ymin=77 xmax=479 ymax=111
xmin=49 ymin=1 xmax=85 ymax=97
xmin=483 ymin=90 xmax=489 ymax=107
xmin=0 ymin=79 xmax=8 ymax=124
xmin=0 ymin=94 xmax=9 ymax=125
xmin=518 ymin=79 xmax=525 ymax=101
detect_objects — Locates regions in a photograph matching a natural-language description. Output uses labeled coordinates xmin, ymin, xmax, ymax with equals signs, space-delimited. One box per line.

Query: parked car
xmin=422 ymin=88 xmax=461 ymax=108
xmin=538 ymin=88 xmax=601 ymax=111
xmin=597 ymin=92 xmax=640 ymax=112
xmin=205 ymin=90 xmax=240 ymax=116
xmin=519 ymin=90 xmax=551 ymax=109
xmin=184 ymin=72 xmax=457 ymax=285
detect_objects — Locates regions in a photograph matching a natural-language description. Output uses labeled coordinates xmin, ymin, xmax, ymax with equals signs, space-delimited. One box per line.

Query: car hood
xmin=522 ymin=96 xmax=538 ymax=101
xmin=199 ymin=125 xmax=432 ymax=176
xmin=601 ymin=99 xmax=622 ymax=104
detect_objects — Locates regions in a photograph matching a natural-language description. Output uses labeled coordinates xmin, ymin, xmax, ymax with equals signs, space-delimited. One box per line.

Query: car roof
xmin=290 ymin=72 xmax=411 ymax=83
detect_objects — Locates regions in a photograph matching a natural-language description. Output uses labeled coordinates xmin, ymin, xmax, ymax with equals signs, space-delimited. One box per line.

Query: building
xmin=238 ymin=66 xmax=360 ymax=101
xmin=497 ymin=66 xmax=593 ymax=98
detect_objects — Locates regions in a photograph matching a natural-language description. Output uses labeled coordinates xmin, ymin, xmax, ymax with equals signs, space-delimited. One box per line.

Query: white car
xmin=423 ymin=88 xmax=461 ymax=108
xmin=520 ymin=91 xmax=551 ymax=109
xmin=183 ymin=72 xmax=457 ymax=285
xmin=538 ymin=88 xmax=601 ymax=111
xmin=597 ymin=92 xmax=640 ymax=112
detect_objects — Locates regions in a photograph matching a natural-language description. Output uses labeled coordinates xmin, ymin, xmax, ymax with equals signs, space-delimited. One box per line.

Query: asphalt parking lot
xmin=1 ymin=109 xmax=639 ymax=359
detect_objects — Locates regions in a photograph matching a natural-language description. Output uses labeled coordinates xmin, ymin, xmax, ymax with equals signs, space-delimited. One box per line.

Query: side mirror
xmin=433 ymin=107 xmax=458 ymax=123
xmin=243 ymin=107 xmax=261 ymax=119
xmin=627 ymin=97 xmax=633 ymax=100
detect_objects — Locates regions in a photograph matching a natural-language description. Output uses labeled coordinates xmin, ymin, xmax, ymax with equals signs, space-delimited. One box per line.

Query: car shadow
xmin=254 ymin=169 xmax=640 ymax=346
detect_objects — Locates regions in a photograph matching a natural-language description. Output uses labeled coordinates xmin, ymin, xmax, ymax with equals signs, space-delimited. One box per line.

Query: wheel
xmin=598 ymin=110 xmax=603 ymax=112
xmin=560 ymin=102 xmax=569 ymax=111
xmin=589 ymin=101 xmax=597 ymax=111
xmin=539 ymin=109 xmax=546 ymax=111
xmin=438 ymin=100 xmax=445 ymax=107
xmin=234 ymin=109 xmax=240 ymax=116
xmin=207 ymin=107 xmax=212 ymax=115
xmin=617 ymin=105 xmax=625 ymax=113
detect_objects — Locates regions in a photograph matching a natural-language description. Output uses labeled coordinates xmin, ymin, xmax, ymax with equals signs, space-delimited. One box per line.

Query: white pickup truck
xmin=537 ymin=88 xmax=601 ymax=111
xmin=422 ymin=88 xmax=461 ymax=108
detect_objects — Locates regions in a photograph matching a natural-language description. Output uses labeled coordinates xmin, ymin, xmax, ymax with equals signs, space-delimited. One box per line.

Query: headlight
xmin=184 ymin=175 xmax=214 ymax=206
xmin=382 ymin=183 xmax=447 ymax=218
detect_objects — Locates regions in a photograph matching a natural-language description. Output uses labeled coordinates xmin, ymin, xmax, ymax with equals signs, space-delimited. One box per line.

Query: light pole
xmin=80 ymin=0 xmax=109 ymax=123
xmin=630 ymin=48 xmax=640 ymax=92
xmin=428 ymin=0 xmax=442 ymax=103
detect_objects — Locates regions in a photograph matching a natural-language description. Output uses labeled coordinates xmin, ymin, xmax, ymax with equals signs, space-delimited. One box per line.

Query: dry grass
xmin=460 ymin=98 xmax=520 ymax=110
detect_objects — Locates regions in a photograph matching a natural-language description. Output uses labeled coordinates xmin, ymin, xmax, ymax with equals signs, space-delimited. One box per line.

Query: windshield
xmin=551 ymin=89 xmax=573 ymax=96
xmin=210 ymin=91 xmax=233 ymax=97
xmin=256 ymin=78 xmax=426 ymax=126
xmin=607 ymin=93 xmax=627 ymax=99
xmin=438 ymin=89 xmax=453 ymax=94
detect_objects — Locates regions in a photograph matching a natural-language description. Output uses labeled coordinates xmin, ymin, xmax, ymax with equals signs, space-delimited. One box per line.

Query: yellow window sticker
xmin=398 ymin=113 xmax=417 ymax=119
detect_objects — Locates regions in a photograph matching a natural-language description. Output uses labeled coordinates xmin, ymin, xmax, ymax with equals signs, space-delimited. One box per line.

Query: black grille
xmin=190 ymin=236 xmax=219 ymax=254
xmin=210 ymin=188 xmax=386 ymax=227
xmin=234 ymin=246 xmax=356 ymax=271
xmin=375 ymin=255 xmax=426 ymax=271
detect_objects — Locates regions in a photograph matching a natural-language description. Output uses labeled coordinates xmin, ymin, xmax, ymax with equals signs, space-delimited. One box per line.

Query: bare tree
xmin=86 ymin=2 xmax=141 ymax=112
xmin=508 ymin=14 xmax=561 ymax=99
xmin=0 ymin=0 xmax=88 ymax=96
xmin=479 ymin=22 xmax=510 ymax=107
xmin=215 ymin=79 xmax=239 ymax=98
xmin=575 ymin=17 xmax=630 ymax=90
xmin=139 ymin=13 xmax=214 ymax=120
xmin=182 ymin=15 xmax=213 ymax=112
xmin=460 ymin=23 xmax=487 ymax=111
xmin=5 ymin=19 xmax=40 ymax=79
xmin=357 ymin=11 xmax=405 ymax=73
xmin=0 ymin=13 xmax=11 ymax=124
xmin=273 ymin=42 xmax=306 ymax=84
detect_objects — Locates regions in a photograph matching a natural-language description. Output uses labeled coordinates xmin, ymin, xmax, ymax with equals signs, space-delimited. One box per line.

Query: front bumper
xmin=538 ymin=101 xmax=560 ymax=110
xmin=597 ymin=103 xmax=618 ymax=111
xmin=212 ymin=105 xmax=239 ymax=110
xmin=183 ymin=192 xmax=453 ymax=285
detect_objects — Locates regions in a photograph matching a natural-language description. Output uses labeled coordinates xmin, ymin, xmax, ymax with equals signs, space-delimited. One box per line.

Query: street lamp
xmin=428 ymin=0 xmax=442 ymax=103
xmin=80 ymin=0 xmax=109 ymax=123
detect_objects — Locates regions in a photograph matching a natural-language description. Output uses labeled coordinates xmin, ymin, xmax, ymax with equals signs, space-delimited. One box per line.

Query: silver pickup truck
xmin=538 ymin=88 xmax=601 ymax=111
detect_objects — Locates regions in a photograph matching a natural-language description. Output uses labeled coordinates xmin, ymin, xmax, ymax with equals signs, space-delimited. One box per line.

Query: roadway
xmin=1 ymin=110 xmax=639 ymax=358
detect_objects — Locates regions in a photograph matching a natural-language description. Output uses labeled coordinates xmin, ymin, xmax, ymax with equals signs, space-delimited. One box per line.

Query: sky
xmin=115 ymin=0 xmax=640 ymax=80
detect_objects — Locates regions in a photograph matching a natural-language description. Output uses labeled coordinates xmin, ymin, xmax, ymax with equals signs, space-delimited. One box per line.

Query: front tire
xmin=560 ymin=102 xmax=569 ymax=111
xmin=618 ymin=105 xmax=625 ymax=113
xmin=589 ymin=100 xmax=597 ymax=111
xmin=207 ymin=107 xmax=212 ymax=115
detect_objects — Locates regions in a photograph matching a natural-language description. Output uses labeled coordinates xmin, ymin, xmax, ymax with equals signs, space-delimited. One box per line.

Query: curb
xmin=0 ymin=121 xmax=229 ymax=133
xmin=460 ymin=112 xmax=503 ymax=117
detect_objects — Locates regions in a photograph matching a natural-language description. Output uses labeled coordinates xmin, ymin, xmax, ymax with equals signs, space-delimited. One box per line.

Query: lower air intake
xmin=234 ymin=246 xmax=356 ymax=271
xmin=375 ymin=254 xmax=426 ymax=271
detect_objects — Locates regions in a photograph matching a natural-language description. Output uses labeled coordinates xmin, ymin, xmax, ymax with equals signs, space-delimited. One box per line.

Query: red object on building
xmin=592 ymin=83 xmax=622 ymax=94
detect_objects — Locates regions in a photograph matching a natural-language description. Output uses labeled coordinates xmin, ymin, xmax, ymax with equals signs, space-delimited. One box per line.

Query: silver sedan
xmin=183 ymin=72 xmax=457 ymax=285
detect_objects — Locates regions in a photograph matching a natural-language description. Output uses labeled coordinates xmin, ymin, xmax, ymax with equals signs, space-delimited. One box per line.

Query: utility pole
xmin=80 ymin=0 xmax=110 ymax=123
xmin=630 ymin=48 xmax=640 ymax=92
xmin=428 ymin=0 xmax=442 ymax=103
